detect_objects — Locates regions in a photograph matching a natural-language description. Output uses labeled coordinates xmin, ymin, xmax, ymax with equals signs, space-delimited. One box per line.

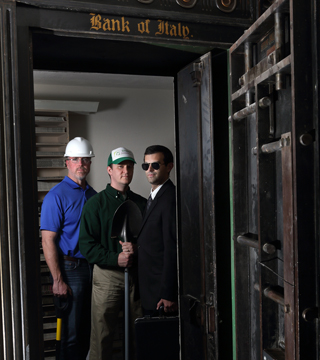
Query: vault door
xmin=176 ymin=51 xmax=230 ymax=360
xmin=230 ymin=0 xmax=318 ymax=359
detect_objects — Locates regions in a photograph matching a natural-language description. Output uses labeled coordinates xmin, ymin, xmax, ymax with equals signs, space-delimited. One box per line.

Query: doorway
xmin=31 ymin=31 xmax=215 ymax=196
xmin=31 ymin=31 xmax=230 ymax=359
xmin=8 ymin=3 xmax=232 ymax=358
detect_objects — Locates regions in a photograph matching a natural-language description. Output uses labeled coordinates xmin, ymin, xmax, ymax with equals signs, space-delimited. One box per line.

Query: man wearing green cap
xmin=79 ymin=146 xmax=146 ymax=359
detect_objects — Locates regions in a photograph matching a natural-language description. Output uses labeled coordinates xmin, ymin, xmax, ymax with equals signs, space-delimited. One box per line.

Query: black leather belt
xmin=63 ymin=255 xmax=87 ymax=263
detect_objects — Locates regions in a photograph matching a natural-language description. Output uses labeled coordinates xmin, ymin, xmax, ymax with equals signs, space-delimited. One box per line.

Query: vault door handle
xmin=302 ymin=307 xmax=318 ymax=322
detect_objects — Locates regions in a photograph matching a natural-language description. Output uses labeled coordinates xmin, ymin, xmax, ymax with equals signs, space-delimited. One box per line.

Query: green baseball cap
xmin=108 ymin=147 xmax=136 ymax=166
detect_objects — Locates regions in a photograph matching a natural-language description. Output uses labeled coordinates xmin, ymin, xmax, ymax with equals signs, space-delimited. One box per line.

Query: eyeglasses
xmin=141 ymin=162 xmax=164 ymax=171
xmin=66 ymin=157 xmax=91 ymax=164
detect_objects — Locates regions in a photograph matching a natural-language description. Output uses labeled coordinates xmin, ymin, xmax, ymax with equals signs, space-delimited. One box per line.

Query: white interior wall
xmin=34 ymin=79 xmax=175 ymax=198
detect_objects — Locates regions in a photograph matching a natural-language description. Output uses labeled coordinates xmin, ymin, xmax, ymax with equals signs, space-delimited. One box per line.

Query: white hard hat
xmin=64 ymin=137 xmax=95 ymax=158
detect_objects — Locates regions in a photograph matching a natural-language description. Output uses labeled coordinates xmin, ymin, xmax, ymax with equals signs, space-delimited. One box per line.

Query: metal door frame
xmin=229 ymin=0 xmax=318 ymax=358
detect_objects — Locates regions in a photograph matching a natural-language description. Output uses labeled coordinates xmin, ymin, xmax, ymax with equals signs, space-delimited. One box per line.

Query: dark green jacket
xmin=79 ymin=184 xmax=146 ymax=267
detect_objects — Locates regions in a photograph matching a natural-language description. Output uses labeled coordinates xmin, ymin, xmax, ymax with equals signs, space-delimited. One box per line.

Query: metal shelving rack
xmin=35 ymin=109 xmax=69 ymax=359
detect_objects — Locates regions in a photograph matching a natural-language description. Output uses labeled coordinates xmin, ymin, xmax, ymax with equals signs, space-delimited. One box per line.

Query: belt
xmin=63 ymin=255 xmax=87 ymax=263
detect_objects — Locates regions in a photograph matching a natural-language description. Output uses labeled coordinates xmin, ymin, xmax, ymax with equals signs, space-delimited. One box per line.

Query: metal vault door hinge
xmin=207 ymin=305 xmax=216 ymax=334
xmin=206 ymin=292 xmax=216 ymax=334
xmin=190 ymin=61 xmax=203 ymax=87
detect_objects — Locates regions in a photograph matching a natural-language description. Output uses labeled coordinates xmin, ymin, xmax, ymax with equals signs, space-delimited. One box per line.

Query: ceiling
xmin=33 ymin=70 xmax=174 ymax=90
xmin=32 ymin=31 xmax=222 ymax=89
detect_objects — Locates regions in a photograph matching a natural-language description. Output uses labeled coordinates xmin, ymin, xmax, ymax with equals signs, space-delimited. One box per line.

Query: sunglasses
xmin=141 ymin=162 xmax=164 ymax=171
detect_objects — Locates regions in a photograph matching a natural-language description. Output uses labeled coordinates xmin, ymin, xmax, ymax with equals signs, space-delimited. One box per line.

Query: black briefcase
xmin=134 ymin=314 xmax=179 ymax=360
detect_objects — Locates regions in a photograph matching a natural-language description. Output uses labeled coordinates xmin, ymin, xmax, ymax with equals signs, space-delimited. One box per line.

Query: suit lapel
xmin=139 ymin=180 xmax=172 ymax=234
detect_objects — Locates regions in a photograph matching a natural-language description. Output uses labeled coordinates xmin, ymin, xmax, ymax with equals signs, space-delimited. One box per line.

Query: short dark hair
xmin=144 ymin=145 xmax=174 ymax=165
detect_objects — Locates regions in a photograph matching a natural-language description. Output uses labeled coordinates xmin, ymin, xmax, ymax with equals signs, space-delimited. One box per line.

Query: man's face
xmin=66 ymin=157 xmax=91 ymax=182
xmin=144 ymin=153 xmax=173 ymax=189
xmin=108 ymin=160 xmax=134 ymax=189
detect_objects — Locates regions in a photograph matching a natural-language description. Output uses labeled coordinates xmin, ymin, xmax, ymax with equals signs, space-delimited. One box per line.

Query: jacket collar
xmin=106 ymin=183 xmax=131 ymax=199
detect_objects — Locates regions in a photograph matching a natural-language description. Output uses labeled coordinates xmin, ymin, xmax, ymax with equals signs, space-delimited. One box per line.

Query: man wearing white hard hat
xmin=79 ymin=146 xmax=146 ymax=359
xmin=40 ymin=137 xmax=96 ymax=360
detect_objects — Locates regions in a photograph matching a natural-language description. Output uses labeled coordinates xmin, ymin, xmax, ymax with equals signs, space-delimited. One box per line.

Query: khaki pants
xmin=89 ymin=265 xmax=142 ymax=360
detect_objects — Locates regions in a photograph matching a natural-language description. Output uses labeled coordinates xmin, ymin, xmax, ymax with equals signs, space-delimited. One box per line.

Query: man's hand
xmin=118 ymin=251 xmax=134 ymax=267
xmin=52 ymin=278 xmax=72 ymax=298
xmin=156 ymin=299 xmax=178 ymax=313
xmin=119 ymin=241 xmax=137 ymax=254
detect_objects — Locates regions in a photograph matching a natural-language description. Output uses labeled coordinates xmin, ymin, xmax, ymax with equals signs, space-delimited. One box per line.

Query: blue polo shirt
xmin=40 ymin=176 xmax=97 ymax=258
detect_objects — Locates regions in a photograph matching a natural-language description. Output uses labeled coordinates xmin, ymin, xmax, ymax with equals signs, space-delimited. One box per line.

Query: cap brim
xmin=110 ymin=157 xmax=136 ymax=165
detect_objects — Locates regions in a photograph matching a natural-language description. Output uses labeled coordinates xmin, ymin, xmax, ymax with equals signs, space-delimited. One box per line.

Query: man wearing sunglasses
xmin=78 ymin=146 xmax=146 ymax=359
xmin=40 ymin=137 xmax=96 ymax=360
xmin=137 ymin=145 xmax=178 ymax=316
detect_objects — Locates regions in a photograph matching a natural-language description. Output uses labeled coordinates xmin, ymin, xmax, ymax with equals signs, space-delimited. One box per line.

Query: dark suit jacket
xmin=137 ymin=179 xmax=178 ymax=310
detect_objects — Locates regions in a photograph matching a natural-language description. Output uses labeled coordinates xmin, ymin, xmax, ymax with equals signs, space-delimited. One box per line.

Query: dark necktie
xmin=146 ymin=194 xmax=152 ymax=212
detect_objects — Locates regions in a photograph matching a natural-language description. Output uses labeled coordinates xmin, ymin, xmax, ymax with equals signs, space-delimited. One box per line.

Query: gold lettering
xmin=90 ymin=14 xmax=132 ymax=33
xmin=155 ymin=20 xmax=164 ymax=35
xmin=165 ymin=21 xmax=169 ymax=35
xmin=103 ymin=19 xmax=111 ymax=31
xmin=90 ymin=13 xmax=102 ymax=31
xmin=137 ymin=20 xmax=150 ymax=34
xmin=145 ymin=20 xmax=150 ymax=34
xmin=122 ymin=17 xmax=130 ymax=33
xmin=137 ymin=22 xmax=145 ymax=34
xmin=90 ymin=15 xmax=192 ymax=39
xmin=111 ymin=19 xmax=121 ymax=31
xmin=170 ymin=24 xmax=177 ymax=37
xmin=182 ymin=26 xmax=190 ymax=39
xmin=154 ymin=20 xmax=192 ymax=40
